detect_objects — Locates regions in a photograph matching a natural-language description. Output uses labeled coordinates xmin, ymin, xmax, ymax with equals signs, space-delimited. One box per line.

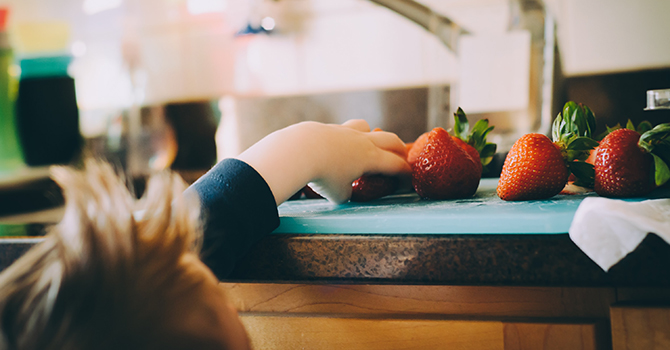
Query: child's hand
xmin=237 ymin=120 xmax=411 ymax=205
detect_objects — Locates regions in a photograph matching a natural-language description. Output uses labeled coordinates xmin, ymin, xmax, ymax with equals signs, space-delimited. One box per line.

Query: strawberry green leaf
xmin=639 ymin=123 xmax=670 ymax=154
xmin=568 ymin=161 xmax=595 ymax=188
xmin=654 ymin=143 xmax=670 ymax=165
xmin=648 ymin=143 xmax=670 ymax=181
xmin=600 ymin=120 xmax=653 ymax=141
xmin=453 ymin=107 xmax=469 ymax=140
xmin=553 ymin=101 xmax=597 ymax=144
xmin=565 ymin=136 xmax=599 ymax=161
xmin=553 ymin=102 xmax=599 ymax=164
xmin=637 ymin=120 xmax=653 ymax=133
xmin=480 ymin=143 xmax=497 ymax=166
xmin=569 ymin=103 xmax=596 ymax=137
xmin=567 ymin=149 xmax=592 ymax=162
xmin=563 ymin=101 xmax=580 ymax=134
xmin=470 ymin=124 xmax=494 ymax=150
xmin=552 ymin=112 xmax=562 ymax=141
xmin=607 ymin=123 xmax=621 ymax=132
xmin=652 ymin=154 xmax=670 ymax=187
xmin=567 ymin=136 xmax=600 ymax=151
xmin=640 ymin=123 xmax=670 ymax=140
xmin=469 ymin=127 xmax=485 ymax=145
xmin=452 ymin=108 xmax=497 ymax=168
xmin=471 ymin=119 xmax=493 ymax=140
xmin=583 ymin=105 xmax=597 ymax=137
xmin=639 ymin=124 xmax=670 ymax=186
xmin=482 ymin=125 xmax=494 ymax=140
xmin=471 ymin=118 xmax=489 ymax=133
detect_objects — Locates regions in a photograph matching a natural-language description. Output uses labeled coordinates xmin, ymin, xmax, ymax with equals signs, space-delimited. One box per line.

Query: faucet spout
xmin=368 ymin=0 xmax=468 ymax=54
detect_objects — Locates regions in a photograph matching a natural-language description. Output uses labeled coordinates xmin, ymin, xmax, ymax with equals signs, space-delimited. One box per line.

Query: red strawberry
xmin=407 ymin=131 xmax=430 ymax=167
xmin=594 ymin=124 xmax=670 ymax=198
xmin=586 ymin=146 xmax=598 ymax=165
xmin=497 ymin=134 xmax=570 ymax=200
xmin=346 ymin=127 xmax=403 ymax=202
xmin=409 ymin=108 xmax=496 ymax=175
xmin=452 ymin=136 xmax=482 ymax=174
xmin=497 ymin=102 xmax=599 ymax=201
xmin=351 ymin=174 xmax=399 ymax=202
xmin=412 ymin=127 xmax=480 ymax=199
xmin=567 ymin=119 xmax=651 ymax=183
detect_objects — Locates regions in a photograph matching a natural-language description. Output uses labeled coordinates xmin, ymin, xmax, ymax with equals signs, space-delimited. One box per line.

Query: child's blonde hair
xmin=0 ymin=160 xmax=217 ymax=350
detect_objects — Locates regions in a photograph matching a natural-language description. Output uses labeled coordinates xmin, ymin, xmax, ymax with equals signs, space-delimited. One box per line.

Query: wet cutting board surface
xmin=274 ymin=178 xmax=665 ymax=235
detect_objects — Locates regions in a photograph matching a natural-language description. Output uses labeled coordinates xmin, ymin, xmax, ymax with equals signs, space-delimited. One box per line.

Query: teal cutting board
xmin=274 ymin=178 xmax=666 ymax=235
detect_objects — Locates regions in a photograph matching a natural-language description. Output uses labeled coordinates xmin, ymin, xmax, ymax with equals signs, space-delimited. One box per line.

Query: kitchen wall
xmin=548 ymin=0 xmax=670 ymax=76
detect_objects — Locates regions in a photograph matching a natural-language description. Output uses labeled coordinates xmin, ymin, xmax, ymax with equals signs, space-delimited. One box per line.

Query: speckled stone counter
xmin=2 ymin=230 xmax=669 ymax=287
xmin=225 ymin=232 xmax=670 ymax=287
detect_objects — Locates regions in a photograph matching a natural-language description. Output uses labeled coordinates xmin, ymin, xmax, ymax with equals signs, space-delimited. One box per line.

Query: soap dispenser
xmin=14 ymin=22 xmax=81 ymax=166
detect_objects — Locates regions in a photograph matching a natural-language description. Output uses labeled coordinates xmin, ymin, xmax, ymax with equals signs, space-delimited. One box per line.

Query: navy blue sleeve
xmin=185 ymin=158 xmax=280 ymax=280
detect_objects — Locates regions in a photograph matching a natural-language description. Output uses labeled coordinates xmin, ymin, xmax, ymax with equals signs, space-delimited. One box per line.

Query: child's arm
xmin=237 ymin=119 xmax=411 ymax=205
xmin=187 ymin=120 xmax=410 ymax=279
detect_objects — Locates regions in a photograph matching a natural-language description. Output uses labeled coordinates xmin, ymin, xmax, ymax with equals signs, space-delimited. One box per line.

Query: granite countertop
xmin=1 ymin=227 xmax=669 ymax=287
xmin=227 ymin=232 xmax=670 ymax=286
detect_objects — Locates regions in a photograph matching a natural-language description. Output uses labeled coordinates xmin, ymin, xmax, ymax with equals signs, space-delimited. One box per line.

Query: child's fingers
xmin=368 ymin=150 xmax=412 ymax=175
xmin=341 ymin=119 xmax=370 ymax=132
xmin=328 ymin=186 xmax=353 ymax=205
xmin=367 ymin=131 xmax=408 ymax=158
xmin=308 ymin=181 xmax=352 ymax=205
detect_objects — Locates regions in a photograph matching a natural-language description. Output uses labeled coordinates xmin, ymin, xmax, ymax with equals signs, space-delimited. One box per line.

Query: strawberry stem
xmin=552 ymin=101 xmax=599 ymax=187
xmin=639 ymin=123 xmax=670 ymax=187
xmin=453 ymin=107 xmax=469 ymax=140
xmin=599 ymin=120 xmax=654 ymax=140
xmin=452 ymin=107 xmax=498 ymax=168
xmin=566 ymin=137 xmax=600 ymax=161
xmin=552 ymin=102 xmax=597 ymax=144
xmin=568 ymin=161 xmax=595 ymax=188
xmin=652 ymin=154 xmax=670 ymax=187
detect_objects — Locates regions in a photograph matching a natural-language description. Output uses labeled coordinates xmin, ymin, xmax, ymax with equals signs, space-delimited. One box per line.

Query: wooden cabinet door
xmin=611 ymin=304 xmax=670 ymax=350
xmin=240 ymin=315 xmax=602 ymax=350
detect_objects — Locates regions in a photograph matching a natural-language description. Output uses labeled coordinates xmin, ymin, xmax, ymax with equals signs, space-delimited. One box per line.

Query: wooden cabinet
xmin=241 ymin=316 xmax=602 ymax=350
xmin=242 ymin=317 xmax=506 ymax=350
xmin=611 ymin=304 xmax=670 ymax=350
xmin=223 ymin=284 xmax=614 ymax=350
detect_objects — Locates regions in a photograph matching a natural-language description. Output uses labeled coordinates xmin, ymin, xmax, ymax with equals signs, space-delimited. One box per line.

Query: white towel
xmin=569 ymin=197 xmax=670 ymax=271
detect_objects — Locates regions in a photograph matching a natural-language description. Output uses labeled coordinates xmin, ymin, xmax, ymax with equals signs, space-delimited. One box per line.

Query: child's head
xmin=0 ymin=161 xmax=250 ymax=350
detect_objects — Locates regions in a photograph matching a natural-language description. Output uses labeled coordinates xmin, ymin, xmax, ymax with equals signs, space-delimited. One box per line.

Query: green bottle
xmin=0 ymin=8 xmax=23 ymax=173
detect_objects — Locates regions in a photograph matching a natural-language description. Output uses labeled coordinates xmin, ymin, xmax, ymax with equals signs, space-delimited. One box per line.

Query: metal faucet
xmin=369 ymin=0 xmax=468 ymax=54
xmin=370 ymin=0 xmax=557 ymax=145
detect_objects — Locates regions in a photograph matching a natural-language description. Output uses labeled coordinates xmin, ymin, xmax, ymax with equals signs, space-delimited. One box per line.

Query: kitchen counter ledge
xmin=3 ymin=177 xmax=670 ymax=287
xmin=1 ymin=231 xmax=669 ymax=287
xmin=226 ymin=232 xmax=670 ymax=286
